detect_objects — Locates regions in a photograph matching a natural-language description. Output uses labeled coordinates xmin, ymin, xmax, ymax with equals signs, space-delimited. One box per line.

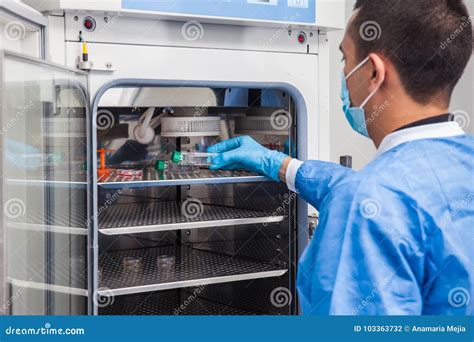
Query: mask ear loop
xmin=345 ymin=56 xmax=385 ymax=109
xmin=345 ymin=56 xmax=370 ymax=80
xmin=360 ymin=71 xmax=385 ymax=109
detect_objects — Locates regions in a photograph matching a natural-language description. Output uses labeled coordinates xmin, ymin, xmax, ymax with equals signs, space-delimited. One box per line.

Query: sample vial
xmin=123 ymin=256 xmax=142 ymax=272
xmin=155 ymin=160 xmax=168 ymax=172
xmin=171 ymin=151 xmax=216 ymax=167
xmin=156 ymin=255 xmax=176 ymax=270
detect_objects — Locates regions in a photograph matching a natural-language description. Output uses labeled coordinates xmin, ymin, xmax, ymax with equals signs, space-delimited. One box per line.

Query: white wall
xmin=327 ymin=0 xmax=376 ymax=170
xmin=450 ymin=0 xmax=473 ymax=135
xmin=327 ymin=0 xmax=473 ymax=170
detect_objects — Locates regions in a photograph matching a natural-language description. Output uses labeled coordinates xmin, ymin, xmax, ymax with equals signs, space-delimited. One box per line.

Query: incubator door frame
xmin=0 ymin=50 xmax=92 ymax=315
xmin=0 ymin=1 xmax=48 ymax=59
xmin=89 ymin=79 xmax=304 ymax=315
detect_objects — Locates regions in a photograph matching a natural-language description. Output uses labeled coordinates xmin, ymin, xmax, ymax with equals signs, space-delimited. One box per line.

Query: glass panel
xmin=0 ymin=16 xmax=42 ymax=58
xmin=1 ymin=52 xmax=89 ymax=315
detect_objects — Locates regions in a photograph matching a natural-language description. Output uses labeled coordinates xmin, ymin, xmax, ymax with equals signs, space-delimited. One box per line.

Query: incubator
xmin=0 ymin=0 xmax=345 ymax=316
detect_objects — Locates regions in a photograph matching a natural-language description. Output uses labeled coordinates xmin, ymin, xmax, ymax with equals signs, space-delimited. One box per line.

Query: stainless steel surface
xmin=194 ymin=278 xmax=291 ymax=315
xmin=99 ymin=201 xmax=284 ymax=235
xmin=98 ymin=168 xmax=268 ymax=188
xmin=160 ymin=116 xmax=221 ymax=137
xmin=98 ymin=245 xmax=287 ymax=296
xmin=194 ymin=236 xmax=289 ymax=265
xmin=100 ymin=290 xmax=256 ymax=315
xmin=91 ymin=84 xmax=297 ymax=315
xmin=234 ymin=116 xmax=290 ymax=136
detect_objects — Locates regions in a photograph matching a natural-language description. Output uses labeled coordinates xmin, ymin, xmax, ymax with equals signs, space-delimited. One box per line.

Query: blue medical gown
xmin=296 ymin=135 xmax=474 ymax=315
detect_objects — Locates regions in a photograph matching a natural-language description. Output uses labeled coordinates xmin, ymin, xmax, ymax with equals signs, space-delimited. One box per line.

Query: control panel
xmin=122 ymin=0 xmax=316 ymax=24
xmin=23 ymin=0 xmax=345 ymax=30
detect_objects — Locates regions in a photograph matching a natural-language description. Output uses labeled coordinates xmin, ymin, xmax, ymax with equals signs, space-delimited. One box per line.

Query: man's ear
xmin=368 ymin=53 xmax=386 ymax=92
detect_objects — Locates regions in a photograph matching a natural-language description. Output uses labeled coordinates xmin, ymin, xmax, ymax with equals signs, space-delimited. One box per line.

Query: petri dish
xmin=123 ymin=256 xmax=142 ymax=272
xmin=156 ymin=255 xmax=176 ymax=270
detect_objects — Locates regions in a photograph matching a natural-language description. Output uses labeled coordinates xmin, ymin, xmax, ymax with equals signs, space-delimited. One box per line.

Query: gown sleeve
xmin=297 ymin=180 xmax=425 ymax=315
xmin=295 ymin=161 xmax=355 ymax=209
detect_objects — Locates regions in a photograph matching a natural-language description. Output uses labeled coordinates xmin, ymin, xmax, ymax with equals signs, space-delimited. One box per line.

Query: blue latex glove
xmin=207 ymin=136 xmax=287 ymax=181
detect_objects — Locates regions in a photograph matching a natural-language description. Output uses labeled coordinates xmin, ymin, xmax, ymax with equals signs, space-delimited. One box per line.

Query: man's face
xmin=340 ymin=12 xmax=373 ymax=108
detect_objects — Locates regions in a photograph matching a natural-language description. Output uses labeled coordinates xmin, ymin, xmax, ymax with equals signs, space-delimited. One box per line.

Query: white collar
xmin=377 ymin=121 xmax=465 ymax=156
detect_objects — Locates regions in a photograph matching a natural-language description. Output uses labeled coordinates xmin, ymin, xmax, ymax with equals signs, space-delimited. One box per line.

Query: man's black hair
xmin=351 ymin=0 xmax=472 ymax=104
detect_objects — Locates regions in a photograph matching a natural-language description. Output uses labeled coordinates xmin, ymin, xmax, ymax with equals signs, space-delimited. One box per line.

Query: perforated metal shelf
xmin=98 ymin=201 xmax=284 ymax=235
xmin=98 ymin=245 xmax=287 ymax=296
xmin=98 ymin=167 xmax=269 ymax=189
xmin=194 ymin=236 xmax=290 ymax=265
xmin=99 ymin=290 xmax=256 ymax=315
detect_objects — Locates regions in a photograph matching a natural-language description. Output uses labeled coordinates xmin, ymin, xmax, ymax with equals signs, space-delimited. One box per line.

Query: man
xmin=208 ymin=0 xmax=473 ymax=315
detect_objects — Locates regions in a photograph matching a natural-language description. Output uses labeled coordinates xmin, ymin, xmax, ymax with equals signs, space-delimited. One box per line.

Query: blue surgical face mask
xmin=341 ymin=56 xmax=382 ymax=137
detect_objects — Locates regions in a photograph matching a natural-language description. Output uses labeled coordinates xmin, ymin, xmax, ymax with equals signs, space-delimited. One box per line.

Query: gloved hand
xmin=207 ymin=136 xmax=288 ymax=181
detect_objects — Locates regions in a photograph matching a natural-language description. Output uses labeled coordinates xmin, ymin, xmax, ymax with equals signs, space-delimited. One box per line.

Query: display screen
xmin=122 ymin=0 xmax=316 ymax=24
xmin=247 ymin=0 xmax=279 ymax=5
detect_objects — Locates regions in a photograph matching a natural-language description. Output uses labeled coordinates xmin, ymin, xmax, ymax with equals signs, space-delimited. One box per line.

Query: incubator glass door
xmin=0 ymin=51 xmax=90 ymax=315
